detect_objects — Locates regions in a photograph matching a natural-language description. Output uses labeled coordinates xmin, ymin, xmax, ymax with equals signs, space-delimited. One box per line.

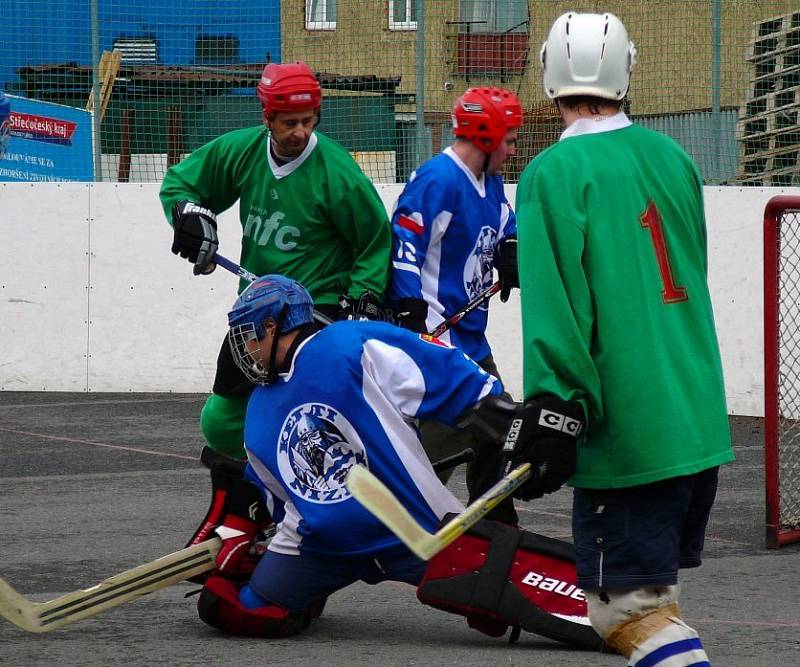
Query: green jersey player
xmin=509 ymin=12 xmax=734 ymax=667
xmin=160 ymin=61 xmax=391 ymax=462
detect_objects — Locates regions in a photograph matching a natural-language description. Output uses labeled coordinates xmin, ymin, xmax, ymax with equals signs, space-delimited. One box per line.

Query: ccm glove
xmin=171 ymin=200 xmax=219 ymax=275
xmin=338 ymin=291 xmax=382 ymax=321
xmin=496 ymin=237 xmax=519 ymax=303
xmin=393 ymin=297 xmax=428 ymax=333
xmin=504 ymin=395 xmax=585 ymax=500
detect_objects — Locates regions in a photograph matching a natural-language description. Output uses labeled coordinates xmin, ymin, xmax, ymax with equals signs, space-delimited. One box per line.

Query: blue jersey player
xmin=388 ymin=87 xmax=523 ymax=524
xmin=193 ymin=274 xmax=597 ymax=648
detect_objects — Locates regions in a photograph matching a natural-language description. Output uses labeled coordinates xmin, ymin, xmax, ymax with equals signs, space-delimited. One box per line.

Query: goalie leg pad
xmin=185 ymin=459 xmax=263 ymax=548
xmin=417 ymin=519 xmax=603 ymax=650
xmin=197 ymin=576 xmax=309 ymax=638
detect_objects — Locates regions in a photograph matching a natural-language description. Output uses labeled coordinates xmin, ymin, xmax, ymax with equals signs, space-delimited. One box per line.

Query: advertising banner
xmin=0 ymin=95 xmax=94 ymax=182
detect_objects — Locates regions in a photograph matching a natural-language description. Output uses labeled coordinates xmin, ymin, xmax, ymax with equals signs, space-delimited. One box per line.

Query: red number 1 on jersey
xmin=639 ymin=201 xmax=688 ymax=303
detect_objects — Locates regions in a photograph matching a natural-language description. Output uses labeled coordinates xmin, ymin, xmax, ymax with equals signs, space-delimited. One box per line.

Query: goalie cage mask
xmin=227 ymin=274 xmax=314 ymax=384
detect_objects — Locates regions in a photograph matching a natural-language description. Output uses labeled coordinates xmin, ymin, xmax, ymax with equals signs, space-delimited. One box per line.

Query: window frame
xmin=458 ymin=0 xmax=527 ymax=35
xmin=306 ymin=0 xmax=337 ymax=31
xmin=389 ymin=0 xmax=417 ymax=31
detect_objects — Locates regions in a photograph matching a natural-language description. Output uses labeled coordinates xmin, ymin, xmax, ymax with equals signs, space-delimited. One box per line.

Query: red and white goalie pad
xmin=417 ymin=519 xmax=603 ymax=651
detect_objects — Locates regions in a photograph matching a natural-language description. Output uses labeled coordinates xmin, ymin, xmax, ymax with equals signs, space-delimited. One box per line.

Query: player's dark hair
xmin=556 ymin=95 xmax=624 ymax=114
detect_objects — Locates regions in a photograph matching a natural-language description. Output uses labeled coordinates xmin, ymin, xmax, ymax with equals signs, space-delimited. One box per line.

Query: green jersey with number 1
xmin=516 ymin=118 xmax=733 ymax=489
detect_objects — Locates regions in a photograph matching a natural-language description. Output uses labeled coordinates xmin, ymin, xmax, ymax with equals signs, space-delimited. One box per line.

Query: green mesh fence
xmin=3 ymin=1 xmax=800 ymax=184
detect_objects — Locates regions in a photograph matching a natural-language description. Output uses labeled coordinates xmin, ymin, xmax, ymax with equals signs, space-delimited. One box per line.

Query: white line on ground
xmin=0 ymin=427 xmax=197 ymax=460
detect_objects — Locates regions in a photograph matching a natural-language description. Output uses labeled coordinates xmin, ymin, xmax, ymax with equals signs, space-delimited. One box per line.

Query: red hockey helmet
xmin=452 ymin=87 xmax=523 ymax=153
xmin=256 ymin=61 xmax=322 ymax=116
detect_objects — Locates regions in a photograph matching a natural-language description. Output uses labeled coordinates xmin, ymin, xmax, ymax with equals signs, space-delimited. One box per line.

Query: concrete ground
xmin=0 ymin=393 xmax=798 ymax=666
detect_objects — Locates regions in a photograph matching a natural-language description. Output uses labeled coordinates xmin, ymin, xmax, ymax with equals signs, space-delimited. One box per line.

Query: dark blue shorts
xmin=242 ymin=547 xmax=427 ymax=611
xmin=572 ymin=466 xmax=719 ymax=590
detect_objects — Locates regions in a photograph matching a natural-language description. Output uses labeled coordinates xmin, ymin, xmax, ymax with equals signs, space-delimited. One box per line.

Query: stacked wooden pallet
xmin=738 ymin=12 xmax=800 ymax=186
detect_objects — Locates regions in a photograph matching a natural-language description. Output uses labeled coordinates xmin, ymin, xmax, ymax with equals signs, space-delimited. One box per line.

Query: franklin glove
xmin=393 ymin=297 xmax=428 ymax=333
xmin=504 ymin=395 xmax=585 ymax=500
xmin=171 ymin=200 xmax=219 ymax=275
xmin=496 ymin=237 xmax=519 ymax=303
xmin=338 ymin=291 xmax=382 ymax=321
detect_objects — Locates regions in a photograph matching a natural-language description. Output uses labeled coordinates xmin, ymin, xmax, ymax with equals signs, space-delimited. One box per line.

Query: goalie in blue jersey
xmin=190 ymin=274 xmax=599 ymax=650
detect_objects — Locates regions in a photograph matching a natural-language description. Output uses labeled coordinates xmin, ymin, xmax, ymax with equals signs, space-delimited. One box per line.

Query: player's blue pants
xmin=572 ymin=466 xmax=719 ymax=590
xmin=240 ymin=547 xmax=427 ymax=611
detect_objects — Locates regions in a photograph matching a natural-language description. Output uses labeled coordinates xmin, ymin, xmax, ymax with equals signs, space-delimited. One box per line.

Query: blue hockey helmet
xmin=0 ymin=90 xmax=10 ymax=158
xmin=227 ymin=274 xmax=314 ymax=383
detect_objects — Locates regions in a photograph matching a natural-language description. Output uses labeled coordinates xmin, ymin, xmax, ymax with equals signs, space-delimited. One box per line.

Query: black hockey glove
xmin=496 ymin=237 xmax=519 ymax=303
xmin=504 ymin=395 xmax=585 ymax=500
xmin=393 ymin=297 xmax=428 ymax=334
xmin=171 ymin=200 xmax=219 ymax=275
xmin=338 ymin=291 xmax=382 ymax=321
xmin=456 ymin=393 xmax=521 ymax=445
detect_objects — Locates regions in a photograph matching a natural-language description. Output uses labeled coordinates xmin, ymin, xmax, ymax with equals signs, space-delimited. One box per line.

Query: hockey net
xmin=764 ymin=195 xmax=800 ymax=548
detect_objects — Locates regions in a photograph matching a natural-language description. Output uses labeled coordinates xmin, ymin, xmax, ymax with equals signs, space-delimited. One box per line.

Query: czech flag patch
xmin=397 ymin=213 xmax=424 ymax=235
xmin=419 ymin=333 xmax=448 ymax=347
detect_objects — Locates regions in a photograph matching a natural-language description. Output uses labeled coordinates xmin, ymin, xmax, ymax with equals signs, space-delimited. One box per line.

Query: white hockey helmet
xmin=540 ymin=12 xmax=637 ymax=101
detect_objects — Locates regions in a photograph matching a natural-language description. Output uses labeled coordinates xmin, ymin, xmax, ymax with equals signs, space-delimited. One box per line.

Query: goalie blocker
xmin=417 ymin=518 xmax=604 ymax=651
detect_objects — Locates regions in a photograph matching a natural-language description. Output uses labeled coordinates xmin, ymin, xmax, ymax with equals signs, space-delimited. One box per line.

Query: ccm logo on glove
xmin=539 ymin=409 xmax=583 ymax=437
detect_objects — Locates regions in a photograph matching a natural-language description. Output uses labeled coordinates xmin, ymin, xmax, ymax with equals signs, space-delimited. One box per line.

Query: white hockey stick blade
xmin=0 ymin=537 xmax=220 ymax=633
xmin=346 ymin=463 xmax=531 ymax=561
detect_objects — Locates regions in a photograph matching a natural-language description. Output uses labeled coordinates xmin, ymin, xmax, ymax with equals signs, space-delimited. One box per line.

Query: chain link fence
xmin=775 ymin=209 xmax=800 ymax=537
xmin=3 ymin=1 xmax=800 ymax=184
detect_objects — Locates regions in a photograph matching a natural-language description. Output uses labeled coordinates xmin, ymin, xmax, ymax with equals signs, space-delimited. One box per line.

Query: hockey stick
xmin=431 ymin=447 xmax=475 ymax=474
xmin=428 ymin=281 xmax=501 ymax=338
xmin=212 ymin=253 xmax=334 ymax=325
xmin=0 ymin=538 xmax=220 ymax=633
xmin=214 ymin=253 xmax=259 ymax=283
xmin=346 ymin=462 xmax=530 ymax=561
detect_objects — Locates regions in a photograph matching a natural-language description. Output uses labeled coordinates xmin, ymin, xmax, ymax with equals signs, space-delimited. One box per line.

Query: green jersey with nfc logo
xmin=516 ymin=119 xmax=733 ymax=489
xmin=160 ymin=127 xmax=391 ymax=305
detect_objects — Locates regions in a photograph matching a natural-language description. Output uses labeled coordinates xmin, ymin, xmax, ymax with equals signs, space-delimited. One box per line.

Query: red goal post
xmin=764 ymin=195 xmax=800 ymax=548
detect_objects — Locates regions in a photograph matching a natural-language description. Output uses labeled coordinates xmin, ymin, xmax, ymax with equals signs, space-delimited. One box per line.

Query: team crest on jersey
xmin=277 ymin=403 xmax=367 ymax=503
xmin=463 ymin=226 xmax=497 ymax=306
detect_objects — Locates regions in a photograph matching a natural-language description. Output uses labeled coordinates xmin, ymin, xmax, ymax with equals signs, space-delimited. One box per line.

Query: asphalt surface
xmin=0 ymin=393 xmax=798 ymax=666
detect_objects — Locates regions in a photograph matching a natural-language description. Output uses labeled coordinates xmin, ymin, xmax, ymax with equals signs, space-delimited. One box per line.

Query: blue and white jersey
xmin=242 ymin=320 xmax=503 ymax=559
xmin=388 ymin=146 xmax=516 ymax=361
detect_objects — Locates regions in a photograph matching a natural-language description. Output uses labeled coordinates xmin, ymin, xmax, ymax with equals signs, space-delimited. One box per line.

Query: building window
xmin=306 ymin=0 xmax=337 ymax=30
xmin=195 ymin=36 xmax=240 ymax=64
xmin=459 ymin=0 xmax=527 ymax=34
xmin=389 ymin=0 xmax=417 ymax=31
xmin=456 ymin=0 xmax=528 ymax=76
xmin=112 ymin=37 xmax=158 ymax=65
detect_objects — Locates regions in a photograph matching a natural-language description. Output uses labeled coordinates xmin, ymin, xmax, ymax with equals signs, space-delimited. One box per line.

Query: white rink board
xmin=87 ymin=184 xmax=244 ymax=391
xmin=1 ymin=183 xmax=90 ymax=390
xmin=0 ymin=182 xmax=794 ymax=416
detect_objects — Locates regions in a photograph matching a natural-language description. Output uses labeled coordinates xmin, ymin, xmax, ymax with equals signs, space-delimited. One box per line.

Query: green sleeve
xmin=691 ymin=162 xmax=709 ymax=278
xmin=329 ymin=175 xmax=392 ymax=300
xmin=159 ymin=135 xmax=241 ymax=225
xmin=516 ymin=162 xmax=603 ymax=423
